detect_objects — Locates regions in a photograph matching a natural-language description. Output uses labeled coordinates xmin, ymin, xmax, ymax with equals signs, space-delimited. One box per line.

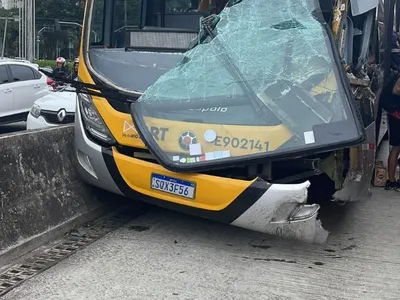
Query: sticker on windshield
xmin=205 ymin=150 xmax=231 ymax=161
xmin=189 ymin=143 xmax=202 ymax=156
xmin=304 ymin=131 xmax=315 ymax=144
xmin=204 ymin=129 xmax=217 ymax=143
xmin=176 ymin=150 xmax=231 ymax=164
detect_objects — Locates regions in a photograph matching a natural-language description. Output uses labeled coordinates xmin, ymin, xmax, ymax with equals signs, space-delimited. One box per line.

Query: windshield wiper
xmin=39 ymin=68 xmax=136 ymax=103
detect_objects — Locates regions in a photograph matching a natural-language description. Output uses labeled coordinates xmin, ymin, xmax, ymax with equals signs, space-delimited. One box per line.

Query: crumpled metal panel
xmin=333 ymin=122 xmax=375 ymax=202
xmin=231 ymin=181 xmax=329 ymax=244
xmin=333 ymin=82 xmax=376 ymax=202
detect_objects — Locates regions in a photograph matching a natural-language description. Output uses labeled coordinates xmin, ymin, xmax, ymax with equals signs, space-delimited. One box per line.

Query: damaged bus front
xmin=74 ymin=0 xmax=380 ymax=243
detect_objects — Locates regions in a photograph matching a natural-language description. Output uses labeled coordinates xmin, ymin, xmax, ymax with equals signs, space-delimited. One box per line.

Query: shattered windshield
xmin=130 ymin=0 xmax=363 ymax=171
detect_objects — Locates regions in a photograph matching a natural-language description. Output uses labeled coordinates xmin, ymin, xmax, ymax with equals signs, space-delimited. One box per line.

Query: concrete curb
xmin=0 ymin=125 xmax=121 ymax=266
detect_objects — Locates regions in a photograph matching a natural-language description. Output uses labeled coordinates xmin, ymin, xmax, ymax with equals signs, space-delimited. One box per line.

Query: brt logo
xmin=150 ymin=126 xmax=169 ymax=141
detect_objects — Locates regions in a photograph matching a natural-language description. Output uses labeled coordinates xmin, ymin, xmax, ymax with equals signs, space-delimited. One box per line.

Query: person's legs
xmin=388 ymin=146 xmax=400 ymax=181
xmin=385 ymin=115 xmax=400 ymax=190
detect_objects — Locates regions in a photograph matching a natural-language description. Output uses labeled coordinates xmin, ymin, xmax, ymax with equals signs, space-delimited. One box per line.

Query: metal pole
xmin=25 ymin=0 xmax=27 ymax=59
xmin=396 ymin=0 xmax=400 ymax=32
xmin=22 ymin=0 xmax=24 ymax=58
xmin=20 ymin=0 xmax=24 ymax=58
xmin=21 ymin=0 xmax=24 ymax=59
xmin=1 ymin=19 xmax=8 ymax=58
xmin=33 ymin=0 xmax=35 ymax=59
xmin=26 ymin=0 xmax=33 ymax=61
xmin=384 ymin=0 xmax=395 ymax=81
xmin=36 ymin=36 xmax=39 ymax=60
xmin=24 ymin=0 xmax=27 ymax=59
xmin=36 ymin=27 xmax=48 ymax=60
xmin=19 ymin=4 xmax=21 ymax=58
xmin=124 ymin=0 xmax=127 ymax=28
xmin=19 ymin=4 xmax=22 ymax=58
xmin=59 ymin=21 xmax=82 ymax=27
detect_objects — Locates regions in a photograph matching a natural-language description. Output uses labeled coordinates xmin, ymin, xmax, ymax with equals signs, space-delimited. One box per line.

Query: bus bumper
xmin=74 ymin=100 xmax=328 ymax=244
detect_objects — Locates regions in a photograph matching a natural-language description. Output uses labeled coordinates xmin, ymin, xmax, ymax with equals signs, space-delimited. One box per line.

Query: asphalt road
xmin=0 ymin=122 xmax=26 ymax=135
xmin=2 ymin=187 xmax=400 ymax=300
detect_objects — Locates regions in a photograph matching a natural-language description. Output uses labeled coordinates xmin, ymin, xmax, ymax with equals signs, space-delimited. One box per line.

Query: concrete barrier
xmin=0 ymin=125 xmax=121 ymax=266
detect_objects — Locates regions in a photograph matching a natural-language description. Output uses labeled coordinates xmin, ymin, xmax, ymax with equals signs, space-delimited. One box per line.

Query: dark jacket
xmin=380 ymin=71 xmax=400 ymax=114
xmin=68 ymin=71 xmax=78 ymax=81
xmin=52 ymin=66 xmax=69 ymax=79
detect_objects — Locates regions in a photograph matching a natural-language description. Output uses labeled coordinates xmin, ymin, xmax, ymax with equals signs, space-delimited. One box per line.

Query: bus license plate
xmin=151 ymin=173 xmax=196 ymax=199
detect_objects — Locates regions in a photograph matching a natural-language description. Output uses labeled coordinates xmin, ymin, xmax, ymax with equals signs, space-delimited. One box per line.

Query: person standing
xmin=381 ymin=71 xmax=400 ymax=191
xmin=52 ymin=57 xmax=69 ymax=79
xmin=68 ymin=58 xmax=79 ymax=81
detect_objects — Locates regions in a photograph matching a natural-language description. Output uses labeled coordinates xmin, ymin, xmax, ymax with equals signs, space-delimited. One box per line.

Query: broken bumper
xmin=75 ymin=102 xmax=328 ymax=244
xmin=231 ymin=181 xmax=328 ymax=244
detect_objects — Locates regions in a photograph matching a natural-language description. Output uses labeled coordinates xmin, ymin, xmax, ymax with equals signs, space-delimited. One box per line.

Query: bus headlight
xmin=78 ymin=93 xmax=116 ymax=144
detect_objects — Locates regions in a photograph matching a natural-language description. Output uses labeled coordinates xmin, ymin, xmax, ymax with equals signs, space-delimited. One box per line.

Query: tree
xmin=1 ymin=0 xmax=200 ymax=59
xmin=0 ymin=0 xmax=84 ymax=59
xmin=35 ymin=0 xmax=84 ymax=59
xmin=35 ymin=0 xmax=84 ymax=21
xmin=0 ymin=8 xmax=19 ymax=57
xmin=166 ymin=0 xmax=194 ymax=12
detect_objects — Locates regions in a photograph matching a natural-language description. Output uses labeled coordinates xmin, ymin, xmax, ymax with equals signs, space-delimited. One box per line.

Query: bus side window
xmin=166 ymin=0 xmax=199 ymax=12
xmin=150 ymin=0 xmax=205 ymax=31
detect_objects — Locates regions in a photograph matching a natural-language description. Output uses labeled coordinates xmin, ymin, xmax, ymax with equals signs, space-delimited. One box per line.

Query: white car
xmin=27 ymin=84 xmax=76 ymax=130
xmin=0 ymin=58 xmax=50 ymax=125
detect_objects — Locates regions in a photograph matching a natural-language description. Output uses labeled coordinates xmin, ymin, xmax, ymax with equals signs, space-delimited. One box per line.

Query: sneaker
xmin=385 ymin=180 xmax=400 ymax=191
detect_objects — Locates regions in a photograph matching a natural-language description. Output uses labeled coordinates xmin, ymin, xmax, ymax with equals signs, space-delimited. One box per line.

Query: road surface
xmin=2 ymin=187 xmax=400 ymax=300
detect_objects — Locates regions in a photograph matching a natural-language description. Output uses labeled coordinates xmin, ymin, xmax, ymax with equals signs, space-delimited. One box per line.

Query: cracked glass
xmin=128 ymin=0 xmax=363 ymax=170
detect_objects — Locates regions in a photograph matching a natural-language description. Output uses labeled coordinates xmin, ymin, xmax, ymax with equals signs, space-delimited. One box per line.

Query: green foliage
xmin=35 ymin=0 xmax=85 ymax=59
xmin=0 ymin=1 xmax=84 ymax=59
xmin=166 ymin=0 xmax=194 ymax=12
xmin=0 ymin=8 xmax=20 ymax=57
xmin=35 ymin=0 xmax=84 ymax=21
xmin=1 ymin=0 xmax=199 ymax=58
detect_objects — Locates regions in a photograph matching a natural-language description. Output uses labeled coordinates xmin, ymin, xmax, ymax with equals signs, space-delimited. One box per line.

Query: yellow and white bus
xmin=69 ymin=0 xmax=384 ymax=243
